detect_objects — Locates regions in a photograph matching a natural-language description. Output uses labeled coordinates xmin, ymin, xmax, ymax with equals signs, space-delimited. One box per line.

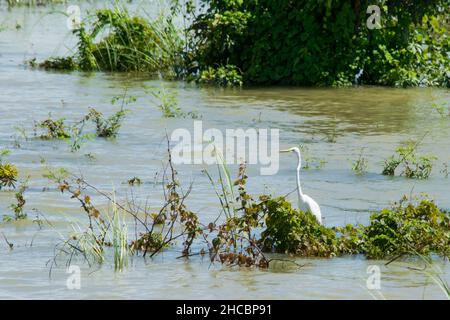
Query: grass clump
xmin=108 ymin=201 xmax=129 ymax=271
xmin=382 ymin=139 xmax=437 ymax=179
xmin=39 ymin=8 xmax=183 ymax=75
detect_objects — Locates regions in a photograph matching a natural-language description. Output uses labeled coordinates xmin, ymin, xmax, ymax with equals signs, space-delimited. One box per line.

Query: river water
xmin=0 ymin=1 xmax=449 ymax=299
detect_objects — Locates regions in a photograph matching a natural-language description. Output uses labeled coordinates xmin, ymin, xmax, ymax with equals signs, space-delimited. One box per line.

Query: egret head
xmin=280 ymin=147 xmax=300 ymax=154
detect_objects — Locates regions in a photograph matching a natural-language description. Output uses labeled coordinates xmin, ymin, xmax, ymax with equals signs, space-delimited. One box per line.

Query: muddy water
xmin=0 ymin=3 xmax=449 ymax=299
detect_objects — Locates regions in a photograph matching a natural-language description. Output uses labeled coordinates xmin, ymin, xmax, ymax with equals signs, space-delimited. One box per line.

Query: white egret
xmin=280 ymin=147 xmax=323 ymax=224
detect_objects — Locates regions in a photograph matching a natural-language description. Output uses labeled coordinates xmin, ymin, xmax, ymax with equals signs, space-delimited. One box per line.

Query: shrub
xmin=188 ymin=0 xmax=450 ymax=87
xmin=35 ymin=117 xmax=71 ymax=140
xmin=260 ymin=197 xmax=358 ymax=257
xmin=260 ymin=195 xmax=450 ymax=260
xmin=190 ymin=65 xmax=243 ymax=87
xmin=361 ymin=197 xmax=450 ymax=259
xmin=382 ymin=140 xmax=437 ymax=179
xmin=86 ymin=107 xmax=128 ymax=138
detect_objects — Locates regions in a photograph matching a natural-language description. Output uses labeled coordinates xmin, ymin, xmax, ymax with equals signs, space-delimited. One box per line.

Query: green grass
xmin=107 ymin=199 xmax=129 ymax=272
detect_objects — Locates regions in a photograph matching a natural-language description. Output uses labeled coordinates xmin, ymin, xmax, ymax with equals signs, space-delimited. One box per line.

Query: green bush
xmin=259 ymin=196 xmax=450 ymax=260
xmin=361 ymin=197 xmax=450 ymax=259
xmin=190 ymin=65 xmax=243 ymax=86
xmin=382 ymin=140 xmax=437 ymax=179
xmin=260 ymin=197 xmax=358 ymax=257
xmin=189 ymin=0 xmax=450 ymax=86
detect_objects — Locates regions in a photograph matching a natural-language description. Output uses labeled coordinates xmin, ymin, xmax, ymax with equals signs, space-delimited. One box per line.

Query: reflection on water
xmin=0 ymin=3 xmax=449 ymax=299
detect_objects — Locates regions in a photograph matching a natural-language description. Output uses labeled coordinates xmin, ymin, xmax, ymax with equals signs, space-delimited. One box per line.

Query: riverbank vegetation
xmin=32 ymin=1 xmax=450 ymax=88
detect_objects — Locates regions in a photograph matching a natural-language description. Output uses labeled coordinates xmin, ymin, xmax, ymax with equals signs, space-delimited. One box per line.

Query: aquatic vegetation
xmin=131 ymin=232 xmax=166 ymax=253
xmin=352 ymin=148 xmax=368 ymax=175
xmin=3 ymin=181 xmax=28 ymax=222
xmin=51 ymin=179 xmax=109 ymax=268
xmin=34 ymin=115 xmax=91 ymax=151
xmin=65 ymin=122 xmax=96 ymax=153
xmin=441 ymin=163 xmax=449 ymax=178
xmin=0 ymin=150 xmax=18 ymax=190
xmin=84 ymin=91 xmax=132 ymax=138
xmin=204 ymin=163 xmax=269 ymax=268
xmin=147 ymin=86 xmax=185 ymax=118
xmin=34 ymin=117 xmax=71 ymax=140
xmin=189 ymin=65 xmax=243 ymax=87
xmin=382 ymin=139 xmax=437 ymax=179
xmin=261 ymin=195 xmax=450 ymax=260
xmin=260 ymin=197 xmax=356 ymax=257
xmin=32 ymin=104 xmax=128 ymax=152
xmin=40 ymin=7 xmax=183 ymax=75
xmin=86 ymin=107 xmax=128 ymax=138
xmin=108 ymin=200 xmax=129 ymax=271
xmin=361 ymin=196 xmax=450 ymax=259
xmin=127 ymin=177 xmax=142 ymax=186
xmin=43 ymin=143 xmax=450 ymax=272
xmin=1 ymin=232 xmax=14 ymax=250
xmin=49 ymin=145 xmax=203 ymax=268
xmin=299 ymin=145 xmax=326 ymax=170
xmin=31 ymin=57 xmax=77 ymax=71
xmin=429 ymin=94 xmax=450 ymax=117
xmin=84 ymin=153 xmax=97 ymax=162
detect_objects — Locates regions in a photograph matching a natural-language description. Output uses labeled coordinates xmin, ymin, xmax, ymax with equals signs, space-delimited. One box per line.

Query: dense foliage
xmin=361 ymin=196 xmax=450 ymax=259
xmin=36 ymin=1 xmax=449 ymax=87
xmin=260 ymin=197 xmax=359 ymax=257
xmin=260 ymin=196 xmax=450 ymax=259
xmin=188 ymin=0 xmax=450 ymax=86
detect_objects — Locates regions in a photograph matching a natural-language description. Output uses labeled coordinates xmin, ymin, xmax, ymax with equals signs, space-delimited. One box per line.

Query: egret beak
xmin=280 ymin=149 xmax=292 ymax=153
